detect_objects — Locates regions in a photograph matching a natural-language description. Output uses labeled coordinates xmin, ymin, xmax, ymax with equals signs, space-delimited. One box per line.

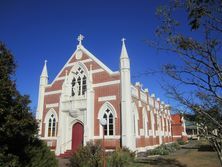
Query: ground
xmin=57 ymin=140 xmax=220 ymax=167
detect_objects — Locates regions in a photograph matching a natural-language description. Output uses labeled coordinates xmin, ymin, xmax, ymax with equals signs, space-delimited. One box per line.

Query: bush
xmin=108 ymin=147 xmax=134 ymax=167
xmin=69 ymin=141 xmax=102 ymax=167
xmin=27 ymin=140 xmax=58 ymax=167
xmin=177 ymin=139 xmax=186 ymax=145
xmin=147 ymin=143 xmax=180 ymax=156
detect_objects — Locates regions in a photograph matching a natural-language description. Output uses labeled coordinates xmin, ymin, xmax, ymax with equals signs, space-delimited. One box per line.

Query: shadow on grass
xmin=135 ymin=157 xmax=187 ymax=167
xmin=198 ymin=145 xmax=214 ymax=152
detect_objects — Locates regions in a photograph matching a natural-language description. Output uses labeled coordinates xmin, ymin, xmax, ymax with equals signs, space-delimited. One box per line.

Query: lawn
xmin=130 ymin=140 xmax=220 ymax=167
xmin=58 ymin=140 xmax=220 ymax=167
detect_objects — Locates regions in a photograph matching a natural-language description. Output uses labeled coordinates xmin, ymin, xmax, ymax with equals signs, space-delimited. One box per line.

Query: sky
xmin=0 ymin=0 xmax=181 ymax=111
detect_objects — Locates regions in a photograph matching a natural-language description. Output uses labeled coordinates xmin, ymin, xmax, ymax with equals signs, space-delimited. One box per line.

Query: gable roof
xmin=48 ymin=44 xmax=119 ymax=86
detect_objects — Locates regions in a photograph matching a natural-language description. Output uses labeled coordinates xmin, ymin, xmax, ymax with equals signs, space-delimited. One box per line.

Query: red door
xmin=72 ymin=122 xmax=84 ymax=152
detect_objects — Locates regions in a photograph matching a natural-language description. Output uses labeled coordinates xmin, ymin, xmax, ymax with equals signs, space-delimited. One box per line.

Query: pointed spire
xmin=41 ymin=60 xmax=48 ymax=77
xmin=120 ymin=38 xmax=129 ymax=58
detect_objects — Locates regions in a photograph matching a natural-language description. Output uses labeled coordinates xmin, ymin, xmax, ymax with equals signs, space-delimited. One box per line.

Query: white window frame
xmin=98 ymin=102 xmax=117 ymax=137
xmin=44 ymin=108 xmax=58 ymax=138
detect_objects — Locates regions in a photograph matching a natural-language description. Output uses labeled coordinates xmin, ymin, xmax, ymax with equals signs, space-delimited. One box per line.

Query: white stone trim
xmin=45 ymin=90 xmax=62 ymax=95
xmin=92 ymin=68 xmax=104 ymax=74
xmin=173 ymin=135 xmax=182 ymax=138
xmin=40 ymin=137 xmax=57 ymax=140
xmin=55 ymin=76 xmax=66 ymax=81
xmin=131 ymin=85 xmax=139 ymax=98
xmin=46 ymin=103 xmax=59 ymax=108
xmin=80 ymin=45 xmax=119 ymax=75
xmin=93 ymin=135 xmax=120 ymax=140
xmin=67 ymin=59 xmax=93 ymax=67
xmin=93 ymin=80 xmax=120 ymax=88
xmin=98 ymin=96 xmax=116 ymax=102
xmin=140 ymin=91 xmax=147 ymax=103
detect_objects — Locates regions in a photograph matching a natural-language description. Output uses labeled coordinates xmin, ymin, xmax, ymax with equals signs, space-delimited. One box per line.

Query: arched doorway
xmin=72 ymin=122 xmax=84 ymax=152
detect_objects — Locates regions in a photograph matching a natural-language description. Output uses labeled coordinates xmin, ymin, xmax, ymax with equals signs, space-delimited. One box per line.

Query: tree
xmin=149 ymin=0 xmax=222 ymax=165
xmin=0 ymin=42 xmax=57 ymax=167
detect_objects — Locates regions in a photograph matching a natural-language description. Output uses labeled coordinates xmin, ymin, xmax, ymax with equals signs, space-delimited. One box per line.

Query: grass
xmin=58 ymin=140 xmax=220 ymax=167
xmin=128 ymin=140 xmax=220 ymax=167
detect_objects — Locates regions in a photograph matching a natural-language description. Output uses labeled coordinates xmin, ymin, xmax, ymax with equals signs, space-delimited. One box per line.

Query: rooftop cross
xmin=121 ymin=38 xmax=126 ymax=44
xmin=77 ymin=34 xmax=84 ymax=46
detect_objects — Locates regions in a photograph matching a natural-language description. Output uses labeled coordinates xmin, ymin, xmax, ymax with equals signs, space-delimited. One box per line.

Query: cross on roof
xmin=77 ymin=34 xmax=84 ymax=46
xmin=121 ymin=38 xmax=126 ymax=45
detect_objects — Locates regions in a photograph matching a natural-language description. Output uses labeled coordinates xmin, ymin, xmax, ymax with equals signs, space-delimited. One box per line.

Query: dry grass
xmin=132 ymin=140 xmax=220 ymax=167
xmin=58 ymin=140 xmax=220 ymax=167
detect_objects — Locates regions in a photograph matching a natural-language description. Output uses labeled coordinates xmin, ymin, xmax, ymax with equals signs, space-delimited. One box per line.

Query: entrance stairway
xmin=58 ymin=150 xmax=74 ymax=158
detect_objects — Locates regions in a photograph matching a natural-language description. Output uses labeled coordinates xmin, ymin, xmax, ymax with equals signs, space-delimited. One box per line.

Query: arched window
xmin=71 ymin=66 xmax=87 ymax=97
xmin=143 ymin=108 xmax=148 ymax=137
xmin=103 ymin=109 xmax=114 ymax=136
xmin=98 ymin=102 xmax=117 ymax=137
xmin=48 ymin=114 xmax=56 ymax=137
xmin=132 ymin=103 xmax=139 ymax=137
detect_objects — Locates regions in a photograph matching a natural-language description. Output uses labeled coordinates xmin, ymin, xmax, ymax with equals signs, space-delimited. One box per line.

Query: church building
xmin=36 ymin=34 xmax=187 ymax=156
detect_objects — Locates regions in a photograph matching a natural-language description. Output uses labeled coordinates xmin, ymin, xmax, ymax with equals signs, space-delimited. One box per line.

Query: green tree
xmin=148 ymin=0 xmax=222 ymax=165
xmin=0 ymin=42 xmax=57 ymax=167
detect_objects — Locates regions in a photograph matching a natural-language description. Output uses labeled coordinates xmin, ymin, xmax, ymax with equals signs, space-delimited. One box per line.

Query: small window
xmin=48 ymin=114 xmax=56 ymax=137
xmin=103 ymin=109 xmax=114 ymax=136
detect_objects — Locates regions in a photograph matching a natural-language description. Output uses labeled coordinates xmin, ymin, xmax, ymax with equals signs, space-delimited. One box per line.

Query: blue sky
xmin=0 ymin=0 xmax=180 ymax=110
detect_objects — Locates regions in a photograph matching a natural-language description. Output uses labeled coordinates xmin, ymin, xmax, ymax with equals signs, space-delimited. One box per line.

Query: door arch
xmin=72 ymin=122 xmax=84 ymax=152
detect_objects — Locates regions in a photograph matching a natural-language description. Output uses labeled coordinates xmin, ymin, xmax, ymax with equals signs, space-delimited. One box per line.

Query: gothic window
xmin=132 ymin=104 xmax=139 ymax=137
xmin=71 ymin=67 xmax=87 ymax=97
xmin=48 ymin=114 xmax=56 ymax=137
xmin=143 ymin=109 xmax=148 ymax=136
xmin=103 ymin=109 xmax=114 ymax=136
xmin=71 ymin=78 xmax=76 ymax=96
xmin=82 ymin=75 xmax=87 ymax=95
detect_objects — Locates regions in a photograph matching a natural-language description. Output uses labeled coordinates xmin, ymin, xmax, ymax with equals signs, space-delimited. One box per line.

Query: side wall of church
xmin=131 ymin=83 xmax=172 ymax=151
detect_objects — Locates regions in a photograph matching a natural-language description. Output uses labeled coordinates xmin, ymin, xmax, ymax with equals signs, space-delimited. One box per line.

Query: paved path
xmin=57 ymin=158 xmax=70 ymax=167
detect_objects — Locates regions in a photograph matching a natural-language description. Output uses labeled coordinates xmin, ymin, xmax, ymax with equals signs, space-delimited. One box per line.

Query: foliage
xmin=0 ymin=42 xmax=57 ymax=167
xmin=177 ymin=139 xmax=186 ymax=145
xmin=69 ymin=141 xmax=102 ymax=167
xmin=147 ymin=143 xmax=180 ymax=156
xmin=148 ymin=0 xmax=222 ymax=165
xmin=108 ymin=147 xmax=135 ymax=167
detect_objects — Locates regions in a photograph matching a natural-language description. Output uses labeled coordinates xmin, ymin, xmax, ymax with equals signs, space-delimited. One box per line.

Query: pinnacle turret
xmin=41 ymin=60 xmax=48 ymax=78
xmin=120 ymin=38 xmax=129 ymax=59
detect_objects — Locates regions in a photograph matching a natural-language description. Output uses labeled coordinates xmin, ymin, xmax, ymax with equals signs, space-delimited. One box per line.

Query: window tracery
xmin=71 ymin=67 xmax=87 ymax=97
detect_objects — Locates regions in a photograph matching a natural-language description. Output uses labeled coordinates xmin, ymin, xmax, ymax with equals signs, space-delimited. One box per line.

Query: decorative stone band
xmin=45 ymin=90 xmax=62 ymax=95
xmin=46 ymin=103 xmax=59 ymax=108
xmin=98 ymin=96 xmax=116 ymax=102
xmin=93 ymin=80 xmax=120 ymax=88
xmin=93 ymin=135 xmax=120 ymax=140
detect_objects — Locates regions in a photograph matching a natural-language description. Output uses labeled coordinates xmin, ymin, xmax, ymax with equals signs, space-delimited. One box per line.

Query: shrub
xmin=27 ymin=140 xmax=58 ymax=167
xmin=108 ymin=147 xmax=134 ymax=167
xmin=69 ymin=141 xmax=102 ymax=167
xmin=148 ymin=145 xmax=170 ymax=155
xmin=177 ymin=139 xmax=186 ymax=145
xmin=147 ymin=143 xmax=180 ymax=156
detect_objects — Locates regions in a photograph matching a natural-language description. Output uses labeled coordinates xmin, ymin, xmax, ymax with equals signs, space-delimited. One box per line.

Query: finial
xmin=44 ymin=60 xmax=47 ymax=64
xmin=77 ymin=34 xmax=84 ymax=46
xmin=121 ymin=38 xmax=126 ymax=44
